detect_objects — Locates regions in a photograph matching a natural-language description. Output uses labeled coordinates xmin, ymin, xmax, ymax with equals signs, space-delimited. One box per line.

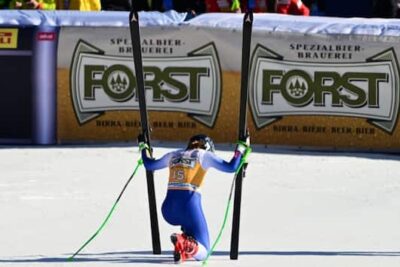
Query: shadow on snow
xmin=1 ymin=250 xmax=400 ymax=264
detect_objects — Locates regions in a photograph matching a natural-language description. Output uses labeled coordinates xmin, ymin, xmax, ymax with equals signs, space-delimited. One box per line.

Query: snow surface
xmin=1 ymin=143 xmax=400 ymax=267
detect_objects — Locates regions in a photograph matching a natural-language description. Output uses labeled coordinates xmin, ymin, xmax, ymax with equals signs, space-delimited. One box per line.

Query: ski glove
xmin=137 ymin=134 xmax=149 ymax=152
xmin=139 ymin=142 xmax=149 ymax=152
xmin=235 ymin=135 xmax=250 ymax=155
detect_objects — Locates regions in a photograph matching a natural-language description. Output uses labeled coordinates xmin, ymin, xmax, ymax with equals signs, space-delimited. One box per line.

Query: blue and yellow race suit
xmin=141 ymin=148 xmax=242 ymax=259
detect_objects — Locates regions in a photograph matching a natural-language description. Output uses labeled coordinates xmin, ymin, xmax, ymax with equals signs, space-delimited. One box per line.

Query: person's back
xmin=68 ymin=0 xmax=101 ymax=11
xmin=373 ymin=0 xmax=398 ymax=18
xmin=100 ymin=0 xmax=133 ymax=11
xmin=167 ymin=149 xmax=207 ymax=191
xmin=0 ymin=0 xmax=11 ymax=9
xmin=319 ymin=0 xmax=374 ymax=18
xmin=318 ymin=0 xmax=397 ymax=18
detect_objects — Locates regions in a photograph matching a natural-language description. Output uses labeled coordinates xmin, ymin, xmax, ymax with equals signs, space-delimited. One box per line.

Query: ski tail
xmin=128 ymin=9 xmax=161 ymax=255
xmin=230 ymin=11 xmax=253 ymax=260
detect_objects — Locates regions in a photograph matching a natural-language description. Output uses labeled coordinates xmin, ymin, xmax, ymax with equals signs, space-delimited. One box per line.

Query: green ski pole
xmin=68 ymin=158 xmax=143 ymax=261
xmin=202 ymin=147 xmax=251 ymax=266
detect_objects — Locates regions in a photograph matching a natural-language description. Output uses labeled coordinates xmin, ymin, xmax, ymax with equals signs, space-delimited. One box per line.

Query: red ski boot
xmin=182 ymin=235 xmax=199 ymax=260
xmin=170 ymin=233 xmax=187 ymax=263
xmin=170 ymin=233 xmax=199 ymax=263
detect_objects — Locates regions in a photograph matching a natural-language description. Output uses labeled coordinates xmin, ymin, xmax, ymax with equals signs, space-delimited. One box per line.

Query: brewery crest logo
xmin=249 ymin=44 xmax=400 ymax=133
xmin=70 ymin=40 xmax=221 ymax=128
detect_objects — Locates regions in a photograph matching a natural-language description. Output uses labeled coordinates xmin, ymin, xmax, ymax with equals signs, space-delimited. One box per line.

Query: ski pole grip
xmin=139 ymin=142 xmax=149 ymax=151
xmin=242 ymin=146 xmax=252 ymax=162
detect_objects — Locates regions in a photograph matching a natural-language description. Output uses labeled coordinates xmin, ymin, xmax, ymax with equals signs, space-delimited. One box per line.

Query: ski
xmin=129 ymin=9 xmax=161 ymax=255
xmin=230 ymin=11 xmax=253 ymax=260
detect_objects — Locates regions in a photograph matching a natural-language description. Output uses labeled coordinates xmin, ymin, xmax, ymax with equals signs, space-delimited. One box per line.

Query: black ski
xmin=129 ymin=9 xmax=161 ymax=255
xmin=230 ymin=11 xmax=253 ymax=260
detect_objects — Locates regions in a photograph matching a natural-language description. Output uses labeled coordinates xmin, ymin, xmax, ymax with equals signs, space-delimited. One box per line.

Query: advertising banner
xmin=57 ymin=14 xmax=234 ymax=144
xmin=57 ymin=12 xmax=400 ymax=151
xmin=247 ymin=31 xmax=400 ymax=151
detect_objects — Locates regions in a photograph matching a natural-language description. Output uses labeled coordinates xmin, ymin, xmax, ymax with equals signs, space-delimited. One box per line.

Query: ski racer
xmin=138 ymin=134 xmax=250 ymax=263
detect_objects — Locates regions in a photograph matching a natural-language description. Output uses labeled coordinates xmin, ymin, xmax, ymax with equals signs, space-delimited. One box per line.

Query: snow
xmin=1 ymin=143 xmax=400 ymax=267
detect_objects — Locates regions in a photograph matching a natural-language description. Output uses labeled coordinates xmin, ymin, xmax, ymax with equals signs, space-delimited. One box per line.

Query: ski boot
xmin=183 ymin=235 xmax=199 ymax=260
xmin=170 ymin=233 xmax=199 ymax=263
xmin=170 ymin=233 xmax=187 ymax=263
